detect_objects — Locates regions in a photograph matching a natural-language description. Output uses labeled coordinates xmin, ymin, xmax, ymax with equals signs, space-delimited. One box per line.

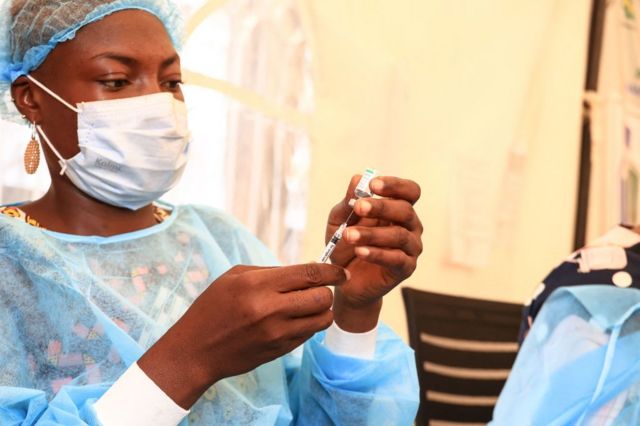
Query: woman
xmin=0 ymin=1 xmax=423 ymax=424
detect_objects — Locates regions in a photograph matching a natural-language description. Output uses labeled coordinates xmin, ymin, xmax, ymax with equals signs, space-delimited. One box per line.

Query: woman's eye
xmin=165 ymin=80 xmax=184 ymax=91
xmin=99 ymin=79 xmax=129 ymax=89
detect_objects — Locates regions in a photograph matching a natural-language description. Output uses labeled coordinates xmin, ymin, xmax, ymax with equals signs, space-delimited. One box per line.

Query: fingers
xmin=246 ymin=263 xmax=348 ymax=292
xmin=286 ymin=310 xmax=334 ymax=341
xmin=260 ymin=310 xmax=334 ymax=360
xmin=354 ymin=198 xmax=423 ymax=232
xmin=344 ymin=225 xmax=422 ymax=257
xmin=226 ymin=265 xmax=276 ymax=275
xmin=327 ymin=175 xmax=421 ymax=237
xmin=370 ymin=176 xmax=421 ymax=205
xmin=354 ymin=246 xmax=418 ymax=277
xmin=284 ymin=286 xmax=334 ymax=318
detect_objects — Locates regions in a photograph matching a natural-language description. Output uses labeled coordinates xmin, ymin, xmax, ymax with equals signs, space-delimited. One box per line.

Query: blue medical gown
xmin=0 ymin=204 xmax=419 ymax=425
xmin=491 ymin=286 xmax=640 ymax=425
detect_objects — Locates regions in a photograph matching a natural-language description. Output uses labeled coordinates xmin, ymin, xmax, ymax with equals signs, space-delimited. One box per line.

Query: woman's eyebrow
xmin=90 ymin=52 xmax=138 ymax=66
xmin=89 ymin=52 xmax=180 ymax=69
xmin=160 ymin=54 xmax=180 ymax=69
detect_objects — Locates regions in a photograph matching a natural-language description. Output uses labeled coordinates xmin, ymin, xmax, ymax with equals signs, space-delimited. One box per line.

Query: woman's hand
xmin=326 ymin=175 xmax=423 ymax=332
xmin=138 ymin=263 xmax=348 ymax=409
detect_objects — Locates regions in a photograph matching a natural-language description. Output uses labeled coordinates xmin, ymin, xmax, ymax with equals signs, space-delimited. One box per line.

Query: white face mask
xmin=27 ymin=75 xmax=191 ymax=211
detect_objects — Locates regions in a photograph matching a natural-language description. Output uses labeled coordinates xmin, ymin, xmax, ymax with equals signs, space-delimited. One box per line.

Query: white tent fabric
xmin=297 ymin=0 xmax=592 ymax=335
xmin=587 ymin=0 xmax=640 ymax=241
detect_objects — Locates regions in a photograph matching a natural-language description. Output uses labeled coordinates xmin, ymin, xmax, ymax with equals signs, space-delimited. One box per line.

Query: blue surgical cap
xmin=0 ymin=0 xmax=182 ymax=121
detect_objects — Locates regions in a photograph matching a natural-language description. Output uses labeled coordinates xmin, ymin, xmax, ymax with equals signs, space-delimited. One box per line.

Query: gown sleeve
xmin=285 ymin=324 xmax=420 ymax=426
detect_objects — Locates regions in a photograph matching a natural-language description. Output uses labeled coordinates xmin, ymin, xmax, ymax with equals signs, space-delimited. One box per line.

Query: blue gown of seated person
xmin=491 ymin=285 xmax=640 ymax=426
xmin=0 ymin=204 xmax=419 ymax=425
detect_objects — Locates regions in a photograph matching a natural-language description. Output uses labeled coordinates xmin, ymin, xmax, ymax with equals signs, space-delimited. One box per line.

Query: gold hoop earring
xmin=24 ymin=123 xmax=41 ymax=175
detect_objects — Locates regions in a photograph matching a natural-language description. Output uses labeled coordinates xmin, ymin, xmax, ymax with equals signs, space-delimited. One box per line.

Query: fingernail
xmin=346 ymin=229 xmax=360 ymax=242
xmin=344 ymin=269 xmax=351 ymax=281
xmin=359 ymin=201 xmax=372 ymax=215
xmin=355 ymin=247 xmax=370 ymax=257
xmin=371 ymin=179 xmax=384 ymax=192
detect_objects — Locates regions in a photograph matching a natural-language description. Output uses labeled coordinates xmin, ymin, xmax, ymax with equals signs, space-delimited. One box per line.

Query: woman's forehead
xmin=71 ymin=10 xmax=176 ymax=53
xmin=40 ymin=10 xmax=180 ymax=70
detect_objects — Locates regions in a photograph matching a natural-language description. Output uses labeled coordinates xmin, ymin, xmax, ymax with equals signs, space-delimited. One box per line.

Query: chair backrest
xmin=402 ymin=287 xmax=523 ymax=426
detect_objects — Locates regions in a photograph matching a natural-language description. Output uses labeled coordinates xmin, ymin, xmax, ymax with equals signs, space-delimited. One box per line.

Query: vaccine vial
xmin=355 ymin=168 xmax=377 ymax=199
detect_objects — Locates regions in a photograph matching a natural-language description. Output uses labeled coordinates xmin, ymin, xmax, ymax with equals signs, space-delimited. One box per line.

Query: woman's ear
xmin=11 ymin=76 xmax=42 ymax=123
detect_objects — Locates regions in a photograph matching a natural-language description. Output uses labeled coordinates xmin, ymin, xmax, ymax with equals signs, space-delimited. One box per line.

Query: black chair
xmin=402 ymin=287 xmax=523 ymax=426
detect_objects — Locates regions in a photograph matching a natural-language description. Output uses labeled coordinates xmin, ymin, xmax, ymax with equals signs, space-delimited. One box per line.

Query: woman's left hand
xmin=325 ymin=175 xmax=423 ymax=332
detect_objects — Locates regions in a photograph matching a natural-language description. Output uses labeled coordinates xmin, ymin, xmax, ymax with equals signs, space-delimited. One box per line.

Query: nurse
xmin=0 ymin=0 xmax=423 ymax=424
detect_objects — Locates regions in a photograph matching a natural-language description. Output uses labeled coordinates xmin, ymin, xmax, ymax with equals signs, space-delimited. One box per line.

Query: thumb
xmin=327 ymin=175 xmax=362 ymax=226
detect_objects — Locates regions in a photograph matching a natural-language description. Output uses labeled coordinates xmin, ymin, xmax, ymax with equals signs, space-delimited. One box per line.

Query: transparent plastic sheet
xmin=0 ymin=204 xmax=418 ymax=425
xmin=223 ymin=106 xmax=311 ymax=265
xmin=220 ymin=0 xmax=313 ymax=264
xmin=491 ymin=285 xmax=640 ymax=425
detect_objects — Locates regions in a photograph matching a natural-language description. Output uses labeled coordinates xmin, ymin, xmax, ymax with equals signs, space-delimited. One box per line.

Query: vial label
xmin=355 ymin=168 xmax=377 ymax=198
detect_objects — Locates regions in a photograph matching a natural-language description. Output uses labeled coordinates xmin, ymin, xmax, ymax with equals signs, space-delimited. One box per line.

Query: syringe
xmin=318 ymin=168 xmax=377 ymax=264
xmin=318 ymin=223 xmax=348 ymax=263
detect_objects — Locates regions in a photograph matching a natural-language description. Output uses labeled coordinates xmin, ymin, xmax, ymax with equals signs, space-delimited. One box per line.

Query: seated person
xmin=519 ymin=225 xmax=640 ymax=342
xmin=493 ymin=226 xmax=640 ymax=424
xmin=492 ymin=285 xmax=640 ymax=425
xmin=0 ymin=1 xmax=424 ymax=424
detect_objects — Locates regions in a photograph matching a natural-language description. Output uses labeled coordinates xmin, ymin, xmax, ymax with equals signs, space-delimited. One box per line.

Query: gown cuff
xmin=324 ymin=322 xmax=378 ymax=359
xmin=94 ymin=362 xmax=189 ymax=426
xmin=94 ymin=324 xmax=377 ymax=425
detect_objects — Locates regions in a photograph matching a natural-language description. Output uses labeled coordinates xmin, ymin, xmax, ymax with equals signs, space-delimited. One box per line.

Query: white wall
xmin=300 ymin=0 xmax=593 ymax=339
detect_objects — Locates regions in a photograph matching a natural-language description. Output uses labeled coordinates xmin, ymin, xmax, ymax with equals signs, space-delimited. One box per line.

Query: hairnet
xmin=0 ymin=0 xmax=183 ymax=122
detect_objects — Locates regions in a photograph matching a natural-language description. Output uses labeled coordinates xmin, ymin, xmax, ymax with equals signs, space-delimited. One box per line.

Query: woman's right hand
xmin=138 ymin=263 xmax=348 ymax=409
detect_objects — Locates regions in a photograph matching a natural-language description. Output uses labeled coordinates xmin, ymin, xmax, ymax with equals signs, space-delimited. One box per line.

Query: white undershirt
xmin=94 ymin=322 xmax=377 ymax=426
